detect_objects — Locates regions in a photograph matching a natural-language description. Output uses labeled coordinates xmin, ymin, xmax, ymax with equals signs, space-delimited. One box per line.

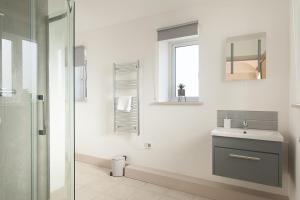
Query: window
xmin=171 ymin=40 xmax=199 ymax=100
xmin=156 ymin=21 xmax=200 ymax=103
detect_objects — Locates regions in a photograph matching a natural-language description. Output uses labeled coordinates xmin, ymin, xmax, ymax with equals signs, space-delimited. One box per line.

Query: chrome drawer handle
xmin=229 ymin=154 xmax=261 ymax=161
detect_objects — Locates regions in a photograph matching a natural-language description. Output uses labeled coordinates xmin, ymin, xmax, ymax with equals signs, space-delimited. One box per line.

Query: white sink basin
xmin=211 ymin=128 xmax=284 ymax=142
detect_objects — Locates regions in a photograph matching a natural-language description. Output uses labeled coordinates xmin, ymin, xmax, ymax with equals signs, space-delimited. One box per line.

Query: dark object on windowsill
xmin=177 ymin=83 xmax=186 ymax=102
xmin=178 ymin=88 xmax=185 ymax=97
xmin=178 ymin=89 xmax=186 ymax=102
xmin=177 ymin=83 xmax=186 ymax=96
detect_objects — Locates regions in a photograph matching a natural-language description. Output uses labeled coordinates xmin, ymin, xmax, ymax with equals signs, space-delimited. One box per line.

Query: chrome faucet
xmin=242 ymin=120 xmax=248 ymax=129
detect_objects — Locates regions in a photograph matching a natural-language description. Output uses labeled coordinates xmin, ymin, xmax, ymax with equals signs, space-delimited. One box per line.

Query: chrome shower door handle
xmin=37 ymin=95 xmax=46 ymax=135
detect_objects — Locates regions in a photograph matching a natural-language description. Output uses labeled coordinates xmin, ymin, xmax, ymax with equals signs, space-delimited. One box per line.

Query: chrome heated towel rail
xmin=113 ymin=61 xmax=140 ymax=135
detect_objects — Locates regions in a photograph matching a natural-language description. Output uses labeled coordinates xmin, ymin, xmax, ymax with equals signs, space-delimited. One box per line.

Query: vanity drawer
xmin=213 ymin=147 xmax=279 ymax=186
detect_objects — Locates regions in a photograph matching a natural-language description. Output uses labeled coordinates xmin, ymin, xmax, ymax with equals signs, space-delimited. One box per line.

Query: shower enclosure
xmin=0 ymin=0 xmax=75 ymax=199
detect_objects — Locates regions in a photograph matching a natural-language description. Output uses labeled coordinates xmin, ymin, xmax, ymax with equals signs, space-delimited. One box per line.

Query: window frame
xmin=169 ymin=38 xmax=200 ymax=102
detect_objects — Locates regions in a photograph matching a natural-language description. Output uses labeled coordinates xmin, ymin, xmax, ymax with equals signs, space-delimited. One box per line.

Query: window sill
xmin=151 ymin=101 xmax=203 ymax=106
xmin=292 ymin=104 xmax=300 ymax=109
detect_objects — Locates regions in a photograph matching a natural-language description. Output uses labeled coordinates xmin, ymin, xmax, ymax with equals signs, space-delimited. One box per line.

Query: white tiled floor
xmin=75 ymin=162 xmax=211 ymax=200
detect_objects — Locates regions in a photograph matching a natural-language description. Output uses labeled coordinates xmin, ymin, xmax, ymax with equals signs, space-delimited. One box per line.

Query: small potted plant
xmin=177 ymin=83 xmax=186 ymax=97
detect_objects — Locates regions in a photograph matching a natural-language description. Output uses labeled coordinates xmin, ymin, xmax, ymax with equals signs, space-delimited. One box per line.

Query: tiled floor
xmin=75 ymin=162 xmax=211 ymax=200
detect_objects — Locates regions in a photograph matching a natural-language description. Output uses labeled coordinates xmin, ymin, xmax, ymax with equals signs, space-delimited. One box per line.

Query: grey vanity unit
xmin=213 ymin=136 xmax=282 ymax=187
xmin=212 ymin=110 xmax=283 ymax=187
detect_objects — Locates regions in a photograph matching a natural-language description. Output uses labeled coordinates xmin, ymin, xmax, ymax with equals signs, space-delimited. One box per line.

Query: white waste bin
xmin=111 ymin=156 xmax=126 ymax=177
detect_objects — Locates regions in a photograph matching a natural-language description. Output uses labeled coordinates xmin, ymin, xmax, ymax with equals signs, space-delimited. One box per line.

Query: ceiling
xmin=75 ymin=0 xmax=206 ymax=33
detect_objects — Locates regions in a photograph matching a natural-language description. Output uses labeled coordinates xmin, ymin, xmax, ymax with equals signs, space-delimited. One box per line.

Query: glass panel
xmin=0 ymin=0 xmax=74 ymax=199
xmin=49 ymin=17 xmax=67 ymax=198
xmin=48 ymin=1 xmax=75 ymax=199
xmin=175 ymin=45 xmax=199 ymax=97
xmin=0 ymin=0 xmax=75 ymax=199
xmin=0 ymin=0 xmax=47 ymax=199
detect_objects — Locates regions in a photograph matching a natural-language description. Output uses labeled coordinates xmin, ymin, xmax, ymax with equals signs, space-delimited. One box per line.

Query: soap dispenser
xmin=224 ymin=116 xmax=231 ymax=129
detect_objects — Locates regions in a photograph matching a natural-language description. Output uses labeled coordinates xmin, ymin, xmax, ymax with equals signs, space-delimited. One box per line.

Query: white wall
xmin=289 ymin=0 xmax=300 ymax=199
xmin=76 ymin=0 xmax=290 ymax=195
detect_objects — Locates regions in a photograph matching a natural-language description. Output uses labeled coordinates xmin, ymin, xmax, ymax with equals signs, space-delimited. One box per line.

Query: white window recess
xmin=154 ymin=21 xmax=202 ymax=105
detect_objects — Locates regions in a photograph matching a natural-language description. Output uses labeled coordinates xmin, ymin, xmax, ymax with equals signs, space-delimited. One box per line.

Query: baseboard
xmin=125 ymin=165 xmax=289 ymax=200
xmin=75 ymin=153 xmax=111 ymax=168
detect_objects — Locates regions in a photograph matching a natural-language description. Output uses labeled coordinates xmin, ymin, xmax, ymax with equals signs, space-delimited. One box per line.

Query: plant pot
xmin=178 ymin=89 xmax=185 ymax=97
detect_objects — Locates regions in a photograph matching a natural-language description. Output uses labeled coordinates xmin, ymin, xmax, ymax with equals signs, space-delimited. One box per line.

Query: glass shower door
xmin=0 ymin=0 xmax=48 ymax=199
xmin=0 ymin=0 xmax=75 ymax=200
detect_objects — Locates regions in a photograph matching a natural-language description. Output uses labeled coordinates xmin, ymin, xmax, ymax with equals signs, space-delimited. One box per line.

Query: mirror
xmin=225 ymin=33 xmax=266 ymax=80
